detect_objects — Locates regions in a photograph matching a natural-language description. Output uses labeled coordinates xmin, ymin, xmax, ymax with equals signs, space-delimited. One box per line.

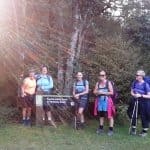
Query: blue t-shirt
xmin=74 ymin=80 xmax=89 ymax=94
xmin=131 ymin=81 xmax=150 ymax=94
xmin=36 ymin=74 xmax=53 ymax=93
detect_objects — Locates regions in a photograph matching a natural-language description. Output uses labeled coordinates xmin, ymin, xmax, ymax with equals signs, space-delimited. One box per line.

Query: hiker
xmin=73 ymin=72 xmax=89 ymax=129
xmin=36 ymin=66 xmax=56 ymax=127
xmin=21 ymin=69 xmax=36 ymax=126
xmin=129 ymin=70 xmax=150 ymax=137
xmin=93 ymin=70 xmax=115 ymax=136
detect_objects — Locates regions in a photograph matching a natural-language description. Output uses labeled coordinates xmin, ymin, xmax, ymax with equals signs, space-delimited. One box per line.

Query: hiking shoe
xmin=139 ymin=132 xmax=147 ymax=137
xmin=96 ymin=128 xmax=104 ymax=135
xmin=130 ymin=130 xmax=136 ymax=135
xmin=107 ymin=130 xmax=114 ymax=136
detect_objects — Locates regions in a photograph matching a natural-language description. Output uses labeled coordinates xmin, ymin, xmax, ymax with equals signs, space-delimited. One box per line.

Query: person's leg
xmin=26 ymin=107 xmax=32 ymax=120
xmin=47 ymin=111 xmax=52 ymax=121
xmin=99 ymin=117 xmax=104 ymax=129
xmin=79 ymin=107 xmax=85 ymax=127
xmin=26 ymin=107 xmax=32 ymax=126
xmin=22 ymin=108 xmax=26 ymax=119
xmin=96 ymin=111 xmax=105 ymax=134
xmin=78 ymin=107 xmax=84 ymax=123
xmin=108 ymin=117 xmax=114 ymax=136
xmin=46 ymin=110 xmax=57 ymax=128
xmin=140 ymin=101 xmax=149 ymax=137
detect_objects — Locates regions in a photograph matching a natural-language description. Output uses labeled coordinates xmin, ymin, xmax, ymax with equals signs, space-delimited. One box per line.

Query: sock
xmin=109 ymin=127 xmax=113 ymax=131
xmin=23 ymin=117 xmax=26 ymax=120
xmin=99 ymin=125 xmax=103 ymax=130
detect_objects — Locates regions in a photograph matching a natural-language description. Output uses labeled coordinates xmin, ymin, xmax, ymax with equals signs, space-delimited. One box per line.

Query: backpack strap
xmin=98 ymin=80 xmax=109 ymax=89
xmin=75 ymin=80 xmax=86 ymax=87
xmin=144 ymin=82 xmax=147 ymax=94
xmin=46 ymin=75 xmax=51 ymax=83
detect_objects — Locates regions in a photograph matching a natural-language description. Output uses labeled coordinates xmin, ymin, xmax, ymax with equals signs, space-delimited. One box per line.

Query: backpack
xmin=75 ymin=80 xmax=86 ymax=88
xmin=37 ymin=75 xmax=51 ymax=82
xmin=97 ymin=80 xmax=118 ymax=104
xmin=144 ymin=76 xmax=150 ymax=87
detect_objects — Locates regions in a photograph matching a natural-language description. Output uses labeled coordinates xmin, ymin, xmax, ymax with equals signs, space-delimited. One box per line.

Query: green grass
xmin=0 ymin=120 xmax=150 ymax=150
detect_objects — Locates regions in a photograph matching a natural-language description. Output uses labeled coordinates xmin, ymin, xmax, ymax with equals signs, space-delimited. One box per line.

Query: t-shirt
xmin=131 ymin=81 xmax=150 ymax=94
xmin=74 ymin=80 xmax=89 ymax=94
xmin=23 ymin=77 xmax=36 ymax=95
xmin=36 ymin=74 xmax=53 ymax=92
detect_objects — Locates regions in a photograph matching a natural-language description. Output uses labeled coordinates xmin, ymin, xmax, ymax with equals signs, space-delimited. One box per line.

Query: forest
xmin=0 ymin=0 xmax=150 ymax=123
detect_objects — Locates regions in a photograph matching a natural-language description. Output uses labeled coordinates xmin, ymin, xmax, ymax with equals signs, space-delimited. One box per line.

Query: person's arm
xmin=141 ymin=84 xmax=150 ymax=99
xmin=49 ymin=76 xmax=53 ymax=89
xmin=73 ymin=83 xmax=76 ymax=97
xmin=142 ymin=93 xmax=150 ymax=99
xmin=102 ymin=81 xmax=113 ymax=96
xmin=76 ymin=81 xmax=89 ymax=96
xmin=131 ymin=89 xmax=134 ymax=96
xmin=93 ymin=82 xmax=99 ymax=96
xmin=21 ymin=78 xmax=27 ymax=97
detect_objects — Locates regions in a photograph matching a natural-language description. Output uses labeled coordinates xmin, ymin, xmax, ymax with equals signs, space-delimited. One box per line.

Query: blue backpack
xmin=144 ymin=76 xmax=150 ymax=86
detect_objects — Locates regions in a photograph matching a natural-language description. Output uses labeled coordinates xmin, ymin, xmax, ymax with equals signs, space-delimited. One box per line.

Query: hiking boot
xmin=130 ymin=131 xmax=136 ymax=135
xmin=107 ymin=130 xmax=114 ymax=136
xmin=139 ymin=131 xmax=147 ymax=137
xmin=129 ymin=128 xmax=136 ymax=135
xmin=96 ymin=128 xmax=104 ymax=135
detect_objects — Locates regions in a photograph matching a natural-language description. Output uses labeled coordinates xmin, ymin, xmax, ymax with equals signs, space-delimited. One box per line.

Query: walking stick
xmin=129 ymin=98 xmax=139 ymax=134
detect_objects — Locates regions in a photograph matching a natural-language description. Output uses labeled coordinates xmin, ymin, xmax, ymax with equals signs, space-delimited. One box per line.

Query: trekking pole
xmin=135 ymin=98 xmax=139 ymax=134
xmin=129 ymin=99 xmax=138 ymax=134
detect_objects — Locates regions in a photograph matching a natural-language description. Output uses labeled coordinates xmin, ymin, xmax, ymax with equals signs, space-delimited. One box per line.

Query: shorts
xmin=98 ymin=97 xmax=108 ymax=112
xmin=21 ymin=94 xmax=35 ymax=108
xmin=75 ymin=97 xmax=88 ymax=110
xmin=41 ymin=91 xmax=52 ymax=112
xmin=98 ymin=111 xmax=107 ymax=117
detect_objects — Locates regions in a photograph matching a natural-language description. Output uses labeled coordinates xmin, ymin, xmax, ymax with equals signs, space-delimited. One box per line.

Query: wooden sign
xmin=35 ymin=95 xmax=74 ymax=126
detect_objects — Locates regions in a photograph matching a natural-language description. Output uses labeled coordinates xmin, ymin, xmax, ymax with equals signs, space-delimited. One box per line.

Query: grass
xmin=0 ymin=120 xmax=150 ymax=150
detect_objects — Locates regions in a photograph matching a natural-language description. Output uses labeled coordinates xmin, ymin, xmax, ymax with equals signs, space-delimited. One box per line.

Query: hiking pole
xmin=129 ymin=98 xmax=138 ymax=134
xmin=135 ymin=98 xmax=139 ymax=134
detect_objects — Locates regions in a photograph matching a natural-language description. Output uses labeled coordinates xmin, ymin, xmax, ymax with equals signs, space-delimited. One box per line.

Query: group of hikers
xmin=20 ymin=66 xmax=150 ymax=137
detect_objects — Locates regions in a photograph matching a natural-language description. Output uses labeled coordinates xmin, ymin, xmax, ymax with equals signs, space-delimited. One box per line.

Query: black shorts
xmin=21 ymin=94 xmax=35 ymax=108
xmin=98 ymin=111 xmax=107 ymax=117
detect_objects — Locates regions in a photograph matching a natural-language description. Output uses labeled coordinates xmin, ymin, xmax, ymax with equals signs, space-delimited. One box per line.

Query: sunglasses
xmin=136 ymin=74 xmax=141 ymax=77
xmin=99 ymin=74 xmax=105 ymax=77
